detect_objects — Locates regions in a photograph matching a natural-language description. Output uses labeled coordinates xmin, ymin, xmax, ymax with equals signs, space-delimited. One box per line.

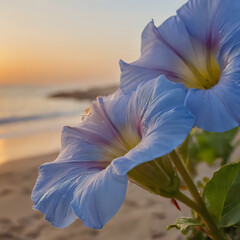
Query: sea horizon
xmin=0 ymin=84 xmax=94 ymax=164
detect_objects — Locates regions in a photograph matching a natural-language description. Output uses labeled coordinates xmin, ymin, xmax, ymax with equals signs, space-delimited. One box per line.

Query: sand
xmin=0 ymin=153 xmax=190 ymax=240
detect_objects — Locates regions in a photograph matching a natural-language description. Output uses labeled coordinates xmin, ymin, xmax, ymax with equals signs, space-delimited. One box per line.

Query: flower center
xmin=102 ymin=124 xmax=141 ymax=162
xmin=185 ymin=47 xmax=221 ymax=89
xmin=172 ymin=38 xmax=221 ymax=90
xmin=95 ymin=97 xmax=142 ymax=162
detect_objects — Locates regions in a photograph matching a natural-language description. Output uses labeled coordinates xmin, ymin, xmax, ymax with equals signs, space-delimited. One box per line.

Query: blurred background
xmin=4 ymin=1 xmax=238 ymax=240
xmin=0 ymin=0 xmax=186 ymax=164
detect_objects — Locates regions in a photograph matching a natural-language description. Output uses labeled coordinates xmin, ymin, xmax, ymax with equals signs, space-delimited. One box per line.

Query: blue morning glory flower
xmin=32 ymin=76 xmax=194 ymax=229
xmin=120 ymin=0 xmax=240 ymax=132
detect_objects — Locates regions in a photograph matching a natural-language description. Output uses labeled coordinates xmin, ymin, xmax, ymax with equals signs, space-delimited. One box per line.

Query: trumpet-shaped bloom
xmin=120 ymin=0 xmax=240 ymax=132
xmin=32 ymin=76 xmax=194 ymax=229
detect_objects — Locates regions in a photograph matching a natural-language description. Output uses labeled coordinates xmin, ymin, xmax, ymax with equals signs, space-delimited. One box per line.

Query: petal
xmin=155 ymin=16 xmax=196 ymax=67
xmin=71 ymin=164 xmax=127 ymax=229
xmin=120 ymin=21 xmax=196 ymax=93
xmin=120 ymin=59 xmax=161 ymax=93
xmin=112 ymin=106 xmax=194 ymax=175
xmin=57 ymin=126 xmax=105 ymax=162
xmin=72 ymin=96 xmax=120 ymax=146
xmin=32 ymin=161 xmax=127 ymax=229
xmin=135 ymin=21 xmax=184 ymax=71
xmin=133 ymin=76 xmax=188 ymax=124
xmin=218 ymin=27 xmax=240 ymax=70
xmin=185 ymin=87 xmax=238 ymax=132
xmin=109 ymin=75 xmax=185 ymax=123
xmin=214 ymin=55 xmax=240 ymax=126
xmin=177 ymin=0 xmax=240 ymax=44
xmin=98 ymin=90 xmax=132 ymax=134
xmin=111 ymin=77 xmax=194 ymax=175
xmin=32 ymin=161 xmax=104 ymax=228
xmin=154 ymin=15 xmax=218 ymax=89
xmin=58 ymin=91 xmax=128 ymax=163
xmin=104 ymin=76 xmax=189 ymax=142
xmin=177 ymin=0 xmax=217 ymax=43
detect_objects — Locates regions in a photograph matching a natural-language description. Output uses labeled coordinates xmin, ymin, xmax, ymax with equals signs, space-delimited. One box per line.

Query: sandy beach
xmin=0 ymin=152 xmax=190 ymax=240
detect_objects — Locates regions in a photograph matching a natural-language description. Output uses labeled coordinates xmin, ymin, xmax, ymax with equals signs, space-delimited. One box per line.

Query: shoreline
xmin=49 ymin=85 xmax=119 ymax=101
xmin=0 ymin=151 xmax=59 ymax=167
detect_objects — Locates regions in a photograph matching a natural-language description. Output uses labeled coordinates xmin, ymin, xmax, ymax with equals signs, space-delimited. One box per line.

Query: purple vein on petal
xmin=64 ymin=126 xmax=112 ymax=145
xmin=151 ymin=20 xmax=209 ymax=89
xmin=96 ymin=97 xmax=131 ymax=151
xmin=212 ymin=88 xmax=240 ymax=125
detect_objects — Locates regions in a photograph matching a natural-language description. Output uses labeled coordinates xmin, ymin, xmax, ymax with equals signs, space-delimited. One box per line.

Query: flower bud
xmin=127 ymin=156 xmax=180 ymax=198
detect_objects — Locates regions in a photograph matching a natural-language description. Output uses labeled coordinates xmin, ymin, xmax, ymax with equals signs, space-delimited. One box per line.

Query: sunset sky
xmin=0 ymin=0 xmax=186 ymax=85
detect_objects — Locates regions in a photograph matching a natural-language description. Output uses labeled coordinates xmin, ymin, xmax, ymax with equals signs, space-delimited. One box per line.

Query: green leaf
xmin=167 ymin=217 xmax=203 ymax=234
xmin=203 ymin=162 xmax=240 ymax=227
xmin=189 ymin=128 xmax=239 ymax=165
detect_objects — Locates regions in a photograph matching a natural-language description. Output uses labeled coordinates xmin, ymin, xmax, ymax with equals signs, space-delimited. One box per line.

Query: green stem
xmin=169 ymin=151 xmax=202 ymax=203
xmin=169 ymin=151 xmax=226 ymax=240
xmin=174 ymin=191 xmax=201 ymax=213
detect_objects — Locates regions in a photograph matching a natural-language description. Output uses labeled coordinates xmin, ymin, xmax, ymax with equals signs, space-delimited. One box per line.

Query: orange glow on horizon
xmin=0 ymin=0 xmax=186 ymax=85
xmin=0 ymin=44 xmax=126 ymax=85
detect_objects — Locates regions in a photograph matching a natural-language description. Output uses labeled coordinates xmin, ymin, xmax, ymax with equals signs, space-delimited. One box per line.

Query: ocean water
xmin=0 ymin=85 xmax=90 ymax=164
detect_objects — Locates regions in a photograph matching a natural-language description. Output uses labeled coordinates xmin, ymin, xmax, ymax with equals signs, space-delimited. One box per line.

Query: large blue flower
xmin=32 ymin=76 xmax=194 ymax=229
xmin=120 ymin=0 xmax=240 ymax=132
